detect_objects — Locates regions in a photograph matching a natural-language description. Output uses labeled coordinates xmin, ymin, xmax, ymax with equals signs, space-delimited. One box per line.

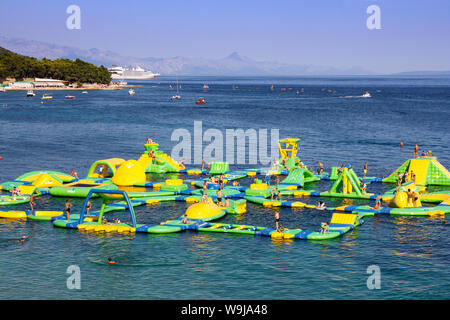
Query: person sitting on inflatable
xmin=71 ymin=170 xmax=79 ymax=179
xmin=11 ymin=187 xmax=22 ymax=200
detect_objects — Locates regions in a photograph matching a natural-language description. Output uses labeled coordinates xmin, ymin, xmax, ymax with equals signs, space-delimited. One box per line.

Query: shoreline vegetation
xmin=4 ymin=84 xmax=142 ymax=91
xmin=0 ymin=46 xmax=116 ymax=90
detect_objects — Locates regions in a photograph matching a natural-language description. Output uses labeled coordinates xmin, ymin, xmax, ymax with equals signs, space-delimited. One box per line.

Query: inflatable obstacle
xmin=279 ymin=167 xmax=319 ymax=187
xmin=49 ymin=180 xmax=118 ymax=197
xmin=111 ymin=160 xmax=146 ymax=186
xmin=137 ymin=143 xmax=184 ymax=173
xmin=209 ymin=162 xmax=230 ymax=175
xmin=303 ymin=167 xmax=374 ymax=200
xmin=0 ymin=170 xmax=74 ymax=191
xmin=86 ymin=158 xmax=125 ymax=179
xmin=0 ymin=185 xmax=38 ymax=206
xmin=383 ymin=157 xmax=450 ymax=186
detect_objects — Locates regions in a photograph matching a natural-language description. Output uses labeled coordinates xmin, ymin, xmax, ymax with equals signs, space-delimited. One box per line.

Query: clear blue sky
xmin=1 ymin=0 xmax=449 ymax=73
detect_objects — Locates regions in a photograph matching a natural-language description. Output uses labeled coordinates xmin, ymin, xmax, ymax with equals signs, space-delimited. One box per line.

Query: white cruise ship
xmin=108 ymin=65 xmax=160 ymax=80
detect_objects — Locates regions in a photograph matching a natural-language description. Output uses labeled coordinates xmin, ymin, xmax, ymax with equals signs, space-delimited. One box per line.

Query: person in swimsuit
xmin=224 ymin=196 xmax=229 ymax=207
xmin=276 ymin=191 xmax=282 ymax=201
xmin=410 ymin=171 xmax=416 ymax=183
xmin=182 ymin=213 xmax=189 ymax=224
xmin=71 ymin=170 xmax=79 ymax=179
xmin=65 ymin=200 xmax=72 ymax=220
xmin=317 ymin=161 xmax=324 ymax=175
xmin=338 ymin=163 xmax=345 ymax=176
xmin=202 ymin=180 xmax=208 ymax=195
xmin=316 ymin=200 xmax=326 ymax=210
xmin=397 ymin=172 xmax=403 ymax=186
xmin=179 ymin=157 xmax=187 ymax=169
xmin=363 ymin=162 xmax=368 ymax=178
xmin=404 ymin=170 xmax=409 ymax=183
xmin=29 ymin=194 xmax=36 ymax=213
xmin=86 ymin=200 xmax=92 ymax=215
xmin=270 ymin=188 xmax=277 ymax=200
xmin=406 ymin=189 xmax=413 ymax=206
xmin=414 ymin=143 xmax=419 ymax=158
xmin=216 ymin=189 xmax=224 ymax=206
xmin=373 ymin=194 xmax=382 ymax=210
xmin=412 ymin=191 xmax=419 ymax=207
xmin=275 ymin=211 xmax=280 ymax=231
xmin=320 ymin=222 xmax=329 ymax=234
xmin=360 ymin=179 xmax=368 ymax=194
xmin=11 ymin=187 xmax=21 ymax=201
xmin=219 ymin=174 xmax=224 ymax=189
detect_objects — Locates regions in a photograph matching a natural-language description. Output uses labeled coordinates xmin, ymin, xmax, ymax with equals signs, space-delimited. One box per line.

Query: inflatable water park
xmin=1 ymin=138 xmax=449 ymax=242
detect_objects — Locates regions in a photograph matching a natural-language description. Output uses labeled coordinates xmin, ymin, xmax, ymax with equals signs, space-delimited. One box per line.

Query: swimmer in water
xmin=20 ymin=236 xmax=28 ymax=243
xmin=107 ymin=257 xmax=116 ymax=264
xmin=316 ymin=200 xmax=326 ymax=210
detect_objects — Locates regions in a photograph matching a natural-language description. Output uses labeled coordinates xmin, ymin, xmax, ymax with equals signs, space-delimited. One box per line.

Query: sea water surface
xmin=0 ymin=76 xmax=449 ymax=299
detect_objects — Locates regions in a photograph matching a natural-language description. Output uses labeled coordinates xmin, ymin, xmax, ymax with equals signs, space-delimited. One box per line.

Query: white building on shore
xmin=6 ymin=78 xmax=66 ymax=89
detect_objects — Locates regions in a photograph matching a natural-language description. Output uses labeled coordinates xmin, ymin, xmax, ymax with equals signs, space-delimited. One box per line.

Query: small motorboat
xmin=128 ymin=89 xmax=135 ymax=95
xmin=196 ymin=97 xmax=205 ymax=105
xmin=41 ymin=94 xmax=52 ymax=100
xmin=26 ymin=90 xmax=35 ymax=97
xmin=361 ymin=91 xmax=371 ymax=98
xmin=65 ymin=95 xmax=75 ymax=99
xmin=81 ymin=91 xmax=88 ymax=94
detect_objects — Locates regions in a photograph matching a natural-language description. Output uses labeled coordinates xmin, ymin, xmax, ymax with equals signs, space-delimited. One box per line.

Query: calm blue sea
xmin=0 ymin=76 xmax=449 ymax=299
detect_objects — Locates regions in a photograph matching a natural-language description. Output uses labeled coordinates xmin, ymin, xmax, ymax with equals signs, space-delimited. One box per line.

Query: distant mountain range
xmin=1 ymin=36 xmax=449 ymax=76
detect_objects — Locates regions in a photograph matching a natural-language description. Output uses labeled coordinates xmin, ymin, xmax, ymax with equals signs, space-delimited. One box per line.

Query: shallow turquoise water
xmin=0 ymin=76 xmax=449 ymax=299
